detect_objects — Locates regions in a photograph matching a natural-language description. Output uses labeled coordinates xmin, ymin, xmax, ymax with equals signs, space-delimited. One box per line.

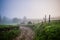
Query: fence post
xmin=49 ymin=15 xmax=51 ymax=23
xmin=45 ymin=15 xmax=46 ymax=23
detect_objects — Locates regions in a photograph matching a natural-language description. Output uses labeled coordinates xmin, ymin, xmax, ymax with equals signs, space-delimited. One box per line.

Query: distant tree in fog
xmin=0 ymin=15 xmax=2 ymax=23
xmin=23 ymin=16 xmax=27 ymax=21
xmin=28 ymin=21 xmax=32 ymax=24
xmin=12 ymin=18 xmax=19 ymax=23
xmin=23 ymin=16 xmax=27 ymax=24
xmin=0 ymin=16 xmax=8 ymax=24
xmin=2 ymin=16 xmax=8 ymax=23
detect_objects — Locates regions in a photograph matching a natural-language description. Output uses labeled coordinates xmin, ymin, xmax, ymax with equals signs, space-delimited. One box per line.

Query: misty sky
xmin=0 ymin=0 xmax=60 ymax=19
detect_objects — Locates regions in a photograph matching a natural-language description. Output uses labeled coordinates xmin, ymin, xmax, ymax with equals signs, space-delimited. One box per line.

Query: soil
xmin=13 ymin=26 xmax=35 ymax=40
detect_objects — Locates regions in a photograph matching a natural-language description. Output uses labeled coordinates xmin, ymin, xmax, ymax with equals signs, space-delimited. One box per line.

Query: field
xmin=20 ymin=20 xmax=60 ymax=40
xmin=0 ymin=25 xmax=20 ymax=40
xmin=0 ymin=20 xmax=60 ymax=40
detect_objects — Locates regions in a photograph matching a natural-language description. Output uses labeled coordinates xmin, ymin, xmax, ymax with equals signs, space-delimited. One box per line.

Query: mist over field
xmin=0 ymin=0 xmax=60 ymax=24
xmin=0 ymin=0 xmax=60 ymax=40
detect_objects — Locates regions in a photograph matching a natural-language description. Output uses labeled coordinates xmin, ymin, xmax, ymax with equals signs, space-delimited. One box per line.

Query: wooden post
xmin=49 ymin=15 xmax=50 ymax=23
xmin=45 ymin=15 xmax=46 ymax=23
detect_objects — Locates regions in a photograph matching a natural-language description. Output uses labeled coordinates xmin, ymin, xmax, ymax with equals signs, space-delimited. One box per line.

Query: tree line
xmin=0 ymin=16 xmax=32 ymax=24
xmin=0 ymin=16 xmax=21 ymax=24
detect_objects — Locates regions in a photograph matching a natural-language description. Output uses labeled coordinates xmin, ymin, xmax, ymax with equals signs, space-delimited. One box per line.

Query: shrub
xmin=34 ymin=21 xmax=60 ymax=40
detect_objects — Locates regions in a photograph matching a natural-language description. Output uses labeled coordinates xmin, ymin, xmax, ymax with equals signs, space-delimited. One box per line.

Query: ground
xmin=13 ymin=26 xmax=35 ymax=40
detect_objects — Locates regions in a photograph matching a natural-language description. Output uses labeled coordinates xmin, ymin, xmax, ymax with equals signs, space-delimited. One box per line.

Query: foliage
xmin=28 ymin=21 xmax=32 ymax=24
xmin=0 ymin=25 xmax=20 ymax=40
xmin=23 ymin=24 xmax=35 ymax=30
xmin=34 ymin=20 xmax=60 ymax=40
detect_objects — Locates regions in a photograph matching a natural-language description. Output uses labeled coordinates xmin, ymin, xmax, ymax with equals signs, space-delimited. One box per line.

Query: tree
xmin=12 ymin=18 xmax=19 ymax=23
xmin=23 ymin=16 xmax=27 ymax=24
xmin=28 ymin=21 xmax=32 ymax=24
xmin=0 ymin=15 xmax=1 ymax=23
xmin=0 ymin=15 xmax=2 ymax=24
xmin=2 ymin=16 xmax=8 ymax=24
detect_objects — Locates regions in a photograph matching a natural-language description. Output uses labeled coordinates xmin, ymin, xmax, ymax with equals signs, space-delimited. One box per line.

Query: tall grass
xmin=34 ymin=20 xmax=60 ymax=40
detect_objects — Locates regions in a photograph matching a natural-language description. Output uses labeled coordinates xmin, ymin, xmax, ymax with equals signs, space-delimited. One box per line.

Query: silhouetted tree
xmin=28 ymin=21 xmax=32 ymax=24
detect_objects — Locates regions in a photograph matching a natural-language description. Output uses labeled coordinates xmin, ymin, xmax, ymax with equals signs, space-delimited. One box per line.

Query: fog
xmin=0 ymin=0 xmax=60 ymax=19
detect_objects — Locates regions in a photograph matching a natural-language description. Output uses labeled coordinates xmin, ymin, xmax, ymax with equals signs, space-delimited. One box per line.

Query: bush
xmin=34 ymin=21 xmax=60 ymax=40
xmin=44 ymin=25 xmax=60 ymax=40
xmin=0 ymin=25 xmax=20 ymax=40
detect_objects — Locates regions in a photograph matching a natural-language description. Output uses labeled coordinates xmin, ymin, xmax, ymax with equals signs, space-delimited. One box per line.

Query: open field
xmin=0 ymin=20 xmax=60 ymax=40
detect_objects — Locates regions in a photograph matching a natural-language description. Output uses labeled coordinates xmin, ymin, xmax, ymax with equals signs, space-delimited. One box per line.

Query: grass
xmin=33 ymin=20 xmax=60 ymax=40
xmin=0 ymin=25 xmax=20 ymax=40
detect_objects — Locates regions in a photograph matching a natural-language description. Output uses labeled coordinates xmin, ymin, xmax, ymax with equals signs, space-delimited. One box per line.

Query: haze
xmin=0 ymin=0 xmax=60 ymax=19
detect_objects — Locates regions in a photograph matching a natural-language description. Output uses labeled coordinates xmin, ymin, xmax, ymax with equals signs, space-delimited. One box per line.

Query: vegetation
xmin=28 ymin=21 xmax=32 ymax=24
xmin=0 ymin=25 xmax=20 ymax=40
xmin=22 ymin=24 xmax=35 ymax=30
xmin=33 ymin=20 xmax=60 ymax=40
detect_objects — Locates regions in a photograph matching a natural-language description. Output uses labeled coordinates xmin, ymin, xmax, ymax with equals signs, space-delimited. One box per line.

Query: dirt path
xmin=13 ymin=26 xmax=35 ymax=40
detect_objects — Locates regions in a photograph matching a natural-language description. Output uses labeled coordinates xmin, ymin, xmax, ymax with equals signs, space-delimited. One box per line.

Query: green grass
xmin=0 ymin=25 xmax=20 ymax=40
xmin=0 ymin=25 xmax=19 ymax=28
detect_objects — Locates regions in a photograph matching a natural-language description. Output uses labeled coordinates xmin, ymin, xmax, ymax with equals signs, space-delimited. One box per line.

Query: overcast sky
xmin=0 ymin=0 xmax=60 ymax=19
